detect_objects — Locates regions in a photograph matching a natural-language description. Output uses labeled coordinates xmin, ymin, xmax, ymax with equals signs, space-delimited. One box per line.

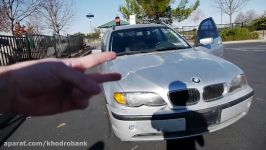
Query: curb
xmin=222 ymin=39 xmax=266 ymax=44
xmin=188 ymin=39 xmax=266 ymax=46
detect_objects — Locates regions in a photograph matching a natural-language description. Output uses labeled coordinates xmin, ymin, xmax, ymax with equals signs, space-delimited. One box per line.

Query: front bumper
xmin=107 ymin=91 xmax=254 ymax=141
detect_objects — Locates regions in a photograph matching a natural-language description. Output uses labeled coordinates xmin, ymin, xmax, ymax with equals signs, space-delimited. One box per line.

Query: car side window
xmin=101 ymin=35 xmax=105 ymax=51
xmin=198 ymin=19 xmax=219 ymax=40
xmin=101 ymin=32 xmax=109 ymax=51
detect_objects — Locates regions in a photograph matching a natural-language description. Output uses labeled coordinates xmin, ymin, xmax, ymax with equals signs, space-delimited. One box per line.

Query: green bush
xmin=250 ymin=17 xmax=266 ymax=30
xmin=250 ymin=31 xmax=259 ymax=39
xmin=219 ymin=27 xmax=259 ymax=41
xmin=179 ymin=30 xmax=197 ymax=40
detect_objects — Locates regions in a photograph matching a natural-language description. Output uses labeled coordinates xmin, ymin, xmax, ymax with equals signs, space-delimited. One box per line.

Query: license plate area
xmin=151 ymin=118 xmax=186 ymax=132
xmin=186 ymin=109 xmax=221 ymax=131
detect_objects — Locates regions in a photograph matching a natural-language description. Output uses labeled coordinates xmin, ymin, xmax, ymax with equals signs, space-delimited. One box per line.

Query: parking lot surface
xmin=2 ymin=42 xmax=266 ymax=150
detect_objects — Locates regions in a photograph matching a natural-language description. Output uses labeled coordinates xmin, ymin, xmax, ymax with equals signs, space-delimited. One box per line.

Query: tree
xmin=26 ymin=13 xmax=45 ymax=35
xmin=235 ymin=10 xmax=258 ymax=24
xmin=119 ymin=0 xmax=145 ymax=23
xmin=86 ymin=28 xmax=101 ymax=40
xmin=190 ymin=9 xmax=205 ymax=25
xmin=214 ymin=0 xmax=249 ymax=26
xmin=245 ymin=10 xmax=258 ymax=23
xmin=13 ymin=22 xmax=26 ymax=37
xmin=251 ymin=16 xmax=266 ymax=30
xmin=0 ymin=0 xmax=41 ymax=35
xmin=39 ymin=0 xmax=74 ymax=35
xmin=234 ymin=12 xmax=245 ymax=23
xmin=119 ymin=0 xmax=200 ymax=24
xmin=0 ymin=6 xmax=9 ymax=32
xmin=73 ymin=32 xmax=85 ymax=37
xmin=138 ymin=0 xmax=200 ymax=23
xmin=171 ymin=0 xmax=200 ymax=22
xmin=137 ymin=0 xmax=172 ymax=23
xmin=13 ymin=22 xmax=34 ymax=37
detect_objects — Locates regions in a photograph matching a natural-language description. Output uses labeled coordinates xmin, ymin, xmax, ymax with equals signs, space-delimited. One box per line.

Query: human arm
xmin=0 ymin=52 xmax=121 ymax=116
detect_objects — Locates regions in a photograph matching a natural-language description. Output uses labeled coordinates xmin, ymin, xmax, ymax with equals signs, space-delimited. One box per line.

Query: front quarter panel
xmin=102 ymin=62 xmax=123 ymax=106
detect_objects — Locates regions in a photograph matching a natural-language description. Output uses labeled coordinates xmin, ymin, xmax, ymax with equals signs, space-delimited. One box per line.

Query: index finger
xmin=63 ymin=52 xmax=116 ymax=70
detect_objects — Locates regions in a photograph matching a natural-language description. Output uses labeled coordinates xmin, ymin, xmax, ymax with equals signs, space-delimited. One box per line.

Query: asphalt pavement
xmin=1 ymin=42 xmax=266 ymax=150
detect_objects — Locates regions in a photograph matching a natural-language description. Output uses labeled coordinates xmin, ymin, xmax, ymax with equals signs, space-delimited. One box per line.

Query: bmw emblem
xmin=192 ymin=77 xmax=201 ymax=83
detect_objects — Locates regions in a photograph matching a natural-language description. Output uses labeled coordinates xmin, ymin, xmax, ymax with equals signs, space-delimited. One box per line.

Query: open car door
xmin=194 ymin=17 xmax=224 ymax=57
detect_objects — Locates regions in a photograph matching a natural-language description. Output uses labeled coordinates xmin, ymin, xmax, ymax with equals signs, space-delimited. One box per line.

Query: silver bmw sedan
xmin=96 ymin=18 xmax=254 ymax=141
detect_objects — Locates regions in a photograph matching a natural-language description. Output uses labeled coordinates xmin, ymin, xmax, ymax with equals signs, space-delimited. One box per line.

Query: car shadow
xmin=87 ymin=141 xmax=105 ymax=150
xmin=166 ymin=136 xmax=204 ymax=150
xmin=151 ymin=111 xmax=207 ymax=150
xmin=151 ymin=80 xmax=209 ymax=150
xmin=0 ymin=115 xmax=26 ymax=146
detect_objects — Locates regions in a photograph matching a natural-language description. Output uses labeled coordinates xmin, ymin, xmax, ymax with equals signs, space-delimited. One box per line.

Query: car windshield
xmin=110 ymin=26 xmax=190 ymax=55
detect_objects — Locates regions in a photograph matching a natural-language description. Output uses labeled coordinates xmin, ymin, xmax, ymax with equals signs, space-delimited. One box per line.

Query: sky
xmin=2 ymin=0 xmax=265 ymax=35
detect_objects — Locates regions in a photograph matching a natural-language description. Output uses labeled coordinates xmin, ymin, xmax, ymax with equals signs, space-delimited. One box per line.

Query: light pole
xmin=86 ymin=13 xmax=94 ymax=34
xmin=221 ymin=7 xmax=223 ymax=25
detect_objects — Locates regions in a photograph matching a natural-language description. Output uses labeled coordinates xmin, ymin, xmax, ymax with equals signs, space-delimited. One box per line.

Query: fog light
xmin=129 ymin=125 xmax=135 ymax=131
xmin=114 ymin=92 xmax=126 ymax=105
xmin=247 ymin=102 xmax=251 ymax=108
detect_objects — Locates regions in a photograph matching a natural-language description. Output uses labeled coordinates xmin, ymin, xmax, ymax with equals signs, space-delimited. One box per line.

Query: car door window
xmin=195 ymin=17 xmax=219 ymax=46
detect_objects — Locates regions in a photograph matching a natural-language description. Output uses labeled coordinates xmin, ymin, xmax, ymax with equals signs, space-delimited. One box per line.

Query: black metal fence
xmin=174 ymin=23 xmax=246 ymax=40
xmin=0 ymin=34 xmax=84 ymax=66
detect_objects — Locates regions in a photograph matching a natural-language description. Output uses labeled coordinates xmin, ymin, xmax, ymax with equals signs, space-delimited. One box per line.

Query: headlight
xmin=113 ymin=92 xmax=166 ymax=107
xmin=229 ymin=74 xmax=247 ymax=93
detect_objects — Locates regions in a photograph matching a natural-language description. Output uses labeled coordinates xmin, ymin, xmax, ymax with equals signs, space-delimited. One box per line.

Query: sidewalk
xmin=188 ymin=38 xmax=266 ymax=46
xmin=222 ymin=38 xmax=266 ymax=44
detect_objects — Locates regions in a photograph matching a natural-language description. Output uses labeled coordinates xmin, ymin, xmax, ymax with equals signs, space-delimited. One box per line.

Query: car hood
xmin=108 ymin=49 xmax=243 ymax=92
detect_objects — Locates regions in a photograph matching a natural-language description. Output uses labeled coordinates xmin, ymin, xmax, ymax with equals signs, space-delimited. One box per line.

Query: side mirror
xmin=91 ymin=49 xmax=102 ymax=54
xmin=199 ymin=38 xmax=213 ymax=45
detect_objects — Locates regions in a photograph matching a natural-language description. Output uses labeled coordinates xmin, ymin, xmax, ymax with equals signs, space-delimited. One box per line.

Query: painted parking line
xmin=226 ymin=48 xmax=266 ymax=52
xmin=258 ymin=45 xmax=266 ymax=47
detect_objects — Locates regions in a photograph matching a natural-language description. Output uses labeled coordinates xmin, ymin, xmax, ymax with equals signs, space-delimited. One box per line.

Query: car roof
xmin=107 ymin=24 xmax=166 ymax=32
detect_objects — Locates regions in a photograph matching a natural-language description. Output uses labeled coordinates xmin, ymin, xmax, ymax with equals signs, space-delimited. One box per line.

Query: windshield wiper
xmin=116 ymin=46 xmax=189 ymax=56
xmin=155 ymin=46 xmax=191 ymax=52
xmin=154 ymin=47 xmax=181 ymax=52
xmin=117 ymin=50 xmax=151 ymax=56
